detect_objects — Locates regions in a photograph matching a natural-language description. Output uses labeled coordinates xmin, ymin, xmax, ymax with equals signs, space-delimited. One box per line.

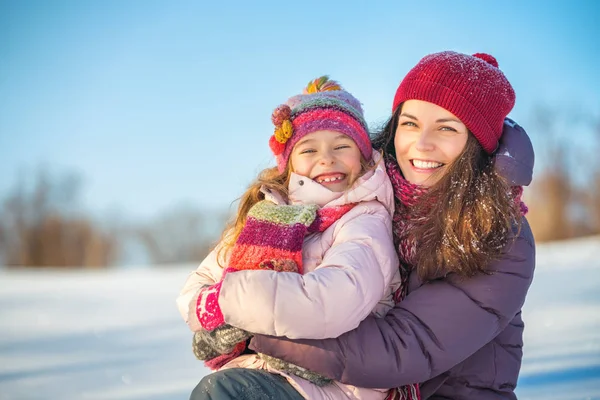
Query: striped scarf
xmin=229 ymin=200 xmax=357 ymax=274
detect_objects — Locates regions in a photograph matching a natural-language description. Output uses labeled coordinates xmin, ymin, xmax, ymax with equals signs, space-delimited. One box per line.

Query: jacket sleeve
xmin=218 ymin=212 xmax=399 ymax=339
xmin=176 ymin=245 xmax=226 ymax=331
xmin=249 ymin=221 xmax=535 ymax=388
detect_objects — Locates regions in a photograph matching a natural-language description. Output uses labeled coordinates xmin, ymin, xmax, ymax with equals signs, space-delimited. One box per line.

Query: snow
xmin=1 ymin=236 xmax=599 ymax=400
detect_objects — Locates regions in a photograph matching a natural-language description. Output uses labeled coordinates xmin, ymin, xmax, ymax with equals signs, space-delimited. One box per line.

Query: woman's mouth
xmin=410 ymin=159 xmax=444 ymax=171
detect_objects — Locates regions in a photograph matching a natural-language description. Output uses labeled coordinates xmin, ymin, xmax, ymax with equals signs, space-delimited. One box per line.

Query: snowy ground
xmin=1 ymin=236 xmax=599 ymax=400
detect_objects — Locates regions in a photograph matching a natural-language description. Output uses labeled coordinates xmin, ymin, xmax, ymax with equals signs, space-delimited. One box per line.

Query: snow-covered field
xmin=1 ymin=236 xmax=599 ymax=400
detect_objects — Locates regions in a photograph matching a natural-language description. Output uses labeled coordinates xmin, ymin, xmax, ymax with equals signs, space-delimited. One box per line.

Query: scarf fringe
xmin=385 ymin=384 xmax=421 ymax=400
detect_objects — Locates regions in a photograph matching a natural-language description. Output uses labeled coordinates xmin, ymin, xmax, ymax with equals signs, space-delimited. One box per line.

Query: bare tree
xmin=526 ymin=106 xmax=600 ymax=241
xmin=526 ymin=107 xmax=574 ymax=241
xmin=586 ymin=116 xmax=600 ymax=233
xmin=0 ymin=169 xmax=120 ymax=267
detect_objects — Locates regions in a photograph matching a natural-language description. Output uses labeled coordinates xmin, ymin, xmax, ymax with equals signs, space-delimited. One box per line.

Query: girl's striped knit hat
xmin=269 ymin=76 xmax=372 ymax=172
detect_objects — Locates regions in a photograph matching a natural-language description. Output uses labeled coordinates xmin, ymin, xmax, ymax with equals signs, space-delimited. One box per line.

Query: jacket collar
xmin=288 ymin=150 xmax=395 ymax=214
xmin=288 ymin=173 xmax=345 ymax=207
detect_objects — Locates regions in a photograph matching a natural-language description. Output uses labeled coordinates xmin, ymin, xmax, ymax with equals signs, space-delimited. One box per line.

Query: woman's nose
xmin=415 ymin=130 xmax=435 ymax=152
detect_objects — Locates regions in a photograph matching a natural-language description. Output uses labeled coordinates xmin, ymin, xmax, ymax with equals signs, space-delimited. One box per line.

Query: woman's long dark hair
xmin=373 ymin=107 xmax=522 ymax=281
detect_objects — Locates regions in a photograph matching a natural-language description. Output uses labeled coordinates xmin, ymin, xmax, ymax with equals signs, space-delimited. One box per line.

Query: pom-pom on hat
xmin=392 ymin=51 xmax=516 ymax=153
xmin=269 ymin=76 xmax=372 ymax=172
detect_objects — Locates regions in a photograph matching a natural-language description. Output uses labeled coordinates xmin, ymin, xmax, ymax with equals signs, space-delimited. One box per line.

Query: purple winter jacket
xmin=250 ymin=120 xmax=536 ymax=399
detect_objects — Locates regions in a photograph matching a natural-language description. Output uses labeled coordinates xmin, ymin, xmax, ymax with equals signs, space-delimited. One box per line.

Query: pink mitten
xmin=196 ymin=268 xmax=237 ymax=331
xmin=196 ymin=282 xmax=225 ymax=331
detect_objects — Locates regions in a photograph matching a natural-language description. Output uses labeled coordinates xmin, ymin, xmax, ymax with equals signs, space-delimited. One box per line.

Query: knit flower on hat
xmin=269 ymin=104 xmax=292 ymax=156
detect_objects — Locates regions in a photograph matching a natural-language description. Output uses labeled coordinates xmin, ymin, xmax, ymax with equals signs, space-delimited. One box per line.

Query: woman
xmin=248 ymin=51 xmax=535 ymax=399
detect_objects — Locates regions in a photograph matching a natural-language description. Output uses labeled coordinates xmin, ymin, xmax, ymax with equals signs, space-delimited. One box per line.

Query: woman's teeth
xmin=412 ymin=160 xmax=443 ymax=169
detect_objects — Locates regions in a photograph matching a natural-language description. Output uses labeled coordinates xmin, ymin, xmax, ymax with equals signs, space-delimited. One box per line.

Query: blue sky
xmin=1 ymin=0 xmax=599 ymax=220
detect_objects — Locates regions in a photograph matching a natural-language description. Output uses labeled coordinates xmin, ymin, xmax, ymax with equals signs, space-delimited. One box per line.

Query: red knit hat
xmin=392 ymin=51 xmax=515 ymax=153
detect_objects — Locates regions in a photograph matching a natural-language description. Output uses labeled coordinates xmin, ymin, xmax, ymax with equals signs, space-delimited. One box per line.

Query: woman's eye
xmin=400 ymin=121 xmax=417 ymax=127
xmin=440 ymin=126 xmax=457 ymax=132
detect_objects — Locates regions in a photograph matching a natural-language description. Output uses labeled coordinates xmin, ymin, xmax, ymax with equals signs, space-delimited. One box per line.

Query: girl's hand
xmin=192 ymin=330 xmax=220 ymax=361
xmin=195 ymin=281 xmax=226 ymax=331
xmin=192 ymin=324 xmax=251 ymax=359
xmin=258 ymin=259 xmax=299 ymax=272
xmin=195 ymin=267 xmax=238 ymax=331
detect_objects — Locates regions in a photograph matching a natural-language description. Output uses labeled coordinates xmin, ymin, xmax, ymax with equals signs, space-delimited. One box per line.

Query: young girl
xmin=177 ymin=77 xmax=418 ymax=399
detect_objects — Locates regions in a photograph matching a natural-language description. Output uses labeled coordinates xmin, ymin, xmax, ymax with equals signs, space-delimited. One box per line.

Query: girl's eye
xmin=335 ymin=145 xmax=351 ymax=150
xmin=299 ymin=149 xmax=316 ymax=154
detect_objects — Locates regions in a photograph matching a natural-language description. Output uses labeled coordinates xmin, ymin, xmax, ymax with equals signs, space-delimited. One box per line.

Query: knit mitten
xmin=192 ymin=331 xmax=219 ymax=361
xmin=259 ymin=353 xmax=332 ymax=387
xmin=192 ymin=324 xmax=251 ymax=370
xmin=196 ymin=201 xmax=317 ymax=331
xmin=192 ymin=324 xmax=252 ymax=359
xmin=229 ymin=201 xmax=319 ymax=274
xmin=196 ymin=268 xmax=235 ymax=332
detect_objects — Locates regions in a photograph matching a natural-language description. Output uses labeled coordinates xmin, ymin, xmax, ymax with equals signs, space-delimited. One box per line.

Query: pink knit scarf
xmin=385 ymin=156 xmax=529 ymax=298
xmin=385 ymin=159 xmax=429 ymax=269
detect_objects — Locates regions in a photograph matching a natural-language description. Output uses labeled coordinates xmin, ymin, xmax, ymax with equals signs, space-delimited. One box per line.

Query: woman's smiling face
xmin=394 ymin=100 xmax=469 ymax=187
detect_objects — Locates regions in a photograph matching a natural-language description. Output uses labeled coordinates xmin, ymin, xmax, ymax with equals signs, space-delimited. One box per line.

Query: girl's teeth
xmin=319 ymin=176 xmax=343 ymax=183
xmin=413 ymin=160 xmax=442 ymax=169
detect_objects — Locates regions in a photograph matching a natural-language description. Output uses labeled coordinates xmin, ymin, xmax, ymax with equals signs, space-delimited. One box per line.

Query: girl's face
xmin=394 ymin=100 xmax=469 ymax=187
xmin=290 ymin=130 xmax=362 ymax=192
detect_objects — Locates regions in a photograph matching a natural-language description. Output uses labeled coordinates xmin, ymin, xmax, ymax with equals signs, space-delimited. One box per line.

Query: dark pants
xmin=190 ymin=368 xmax=305 ymax=400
